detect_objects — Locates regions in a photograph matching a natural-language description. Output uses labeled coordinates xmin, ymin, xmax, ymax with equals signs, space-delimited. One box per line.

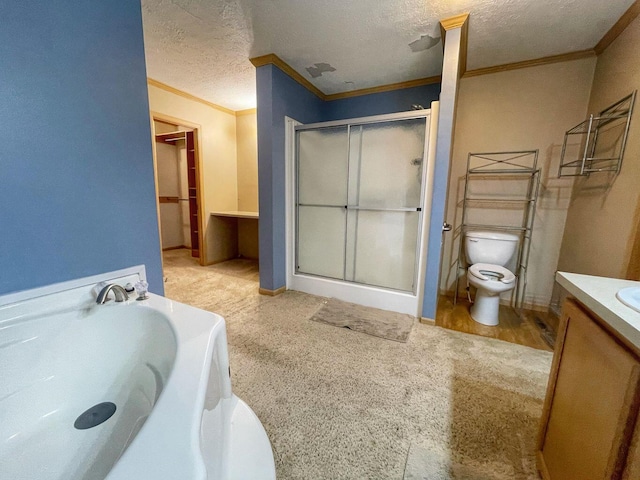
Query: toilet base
xmin=470 ymin=288 xmax=501 ymax=326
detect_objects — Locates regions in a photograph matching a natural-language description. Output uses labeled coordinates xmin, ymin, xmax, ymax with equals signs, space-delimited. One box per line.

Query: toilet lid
xmin=468 ymin=263 xmax=516 ymax=284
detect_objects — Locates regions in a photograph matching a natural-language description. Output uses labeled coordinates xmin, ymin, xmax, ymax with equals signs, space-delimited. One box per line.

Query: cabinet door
xmin=538 ymin=299 xmax=640 ymax=480
xmin=623 ymin=418 xmax=640 ymax=479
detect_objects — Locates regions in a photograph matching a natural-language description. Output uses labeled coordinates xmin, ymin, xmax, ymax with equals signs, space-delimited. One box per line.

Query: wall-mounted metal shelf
xmin=454 ymin=150 xmax=540 ymax=309
xmin=558 ymin=91 xmax=636 ymax=177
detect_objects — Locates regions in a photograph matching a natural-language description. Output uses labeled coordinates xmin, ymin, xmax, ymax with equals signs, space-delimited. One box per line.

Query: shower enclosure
xmin=285 ymin=108 xmax=437 ymax=316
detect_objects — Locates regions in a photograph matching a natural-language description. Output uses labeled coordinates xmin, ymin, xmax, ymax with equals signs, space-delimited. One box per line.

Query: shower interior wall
xmin=256 ymin=62 xmax=441 ymax=299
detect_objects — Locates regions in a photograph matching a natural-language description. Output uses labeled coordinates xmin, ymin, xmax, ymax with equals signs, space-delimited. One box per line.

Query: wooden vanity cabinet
xmin=537 ymin=298 xmax=640 ymax=480
xmin=625 ymin=420 xmax=640 ymax=479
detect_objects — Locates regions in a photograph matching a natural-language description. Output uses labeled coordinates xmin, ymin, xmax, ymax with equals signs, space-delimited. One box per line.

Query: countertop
xmin=210 ymin=211 xmax=259 ymax=219
xmin=556 ymin=271 xmax=640 ymax=349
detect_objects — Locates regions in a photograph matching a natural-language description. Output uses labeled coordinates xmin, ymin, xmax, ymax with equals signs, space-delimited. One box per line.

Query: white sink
xmin=617 ymin=287 xmax=640 ymax=314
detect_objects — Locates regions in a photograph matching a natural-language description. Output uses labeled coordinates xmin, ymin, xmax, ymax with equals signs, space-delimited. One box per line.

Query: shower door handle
xmin=344 ymin=206 xmax=422 ymax=212
xmin=442 ymin=222 xmax=452 ymax=232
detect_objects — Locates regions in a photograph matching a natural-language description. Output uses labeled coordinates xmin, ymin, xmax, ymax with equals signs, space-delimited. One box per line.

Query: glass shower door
xmin=346 ymin=118 xmax=426 ymax=292
xmin=295 ymin=116 xmax=427 ymax=294
xmin=296 ymin=126 xmax=349 ymax=280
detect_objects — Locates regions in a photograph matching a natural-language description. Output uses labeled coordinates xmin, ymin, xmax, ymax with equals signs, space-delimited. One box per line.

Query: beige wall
xmin=235 ymin=111 xmax=259 ymax=259
xmin=558 ymin=16 xmax=640 ymax=280
xmin=238 ymin=219 xmax=259 ymax=259
xmin=148 ymin=85 xmax=238 ymax=263
xmin=440 ymin=57 xmax=596 ymax=308
xmin=236 ymin=111 xmax=259 ymax=212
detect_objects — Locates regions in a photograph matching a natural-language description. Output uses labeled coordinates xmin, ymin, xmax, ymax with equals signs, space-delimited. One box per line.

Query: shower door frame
xmin=285 ymin=109 xmax=438 ymax=316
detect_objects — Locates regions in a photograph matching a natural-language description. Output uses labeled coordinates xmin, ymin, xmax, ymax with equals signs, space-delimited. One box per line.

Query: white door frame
xmin=284 ymin=106 xmax=439 ymax=316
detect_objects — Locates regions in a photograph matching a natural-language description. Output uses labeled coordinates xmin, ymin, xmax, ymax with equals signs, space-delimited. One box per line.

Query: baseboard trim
xmin=440 ymin=290 xmax=468 ymax=302
xmin=548 ymin=302 xmax=562 ymax=318
xmin=420 ymin=317 xmax=436 ymax=326
xmin=162 ymin=245 xmax=189 ymax=252
xmin=520 ymin=302 xmax=550 ymax=313
xmin=259 ymin=286 xmax=286 ymax=296
xmin=439 ymin=290 xmax=550 ymax=311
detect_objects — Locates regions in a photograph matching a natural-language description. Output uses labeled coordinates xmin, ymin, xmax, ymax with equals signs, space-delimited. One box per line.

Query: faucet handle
xmin=134 ymin=280 xmax=149 ymax=301
xmin=93 ymin=281 xmax=108 ymax=299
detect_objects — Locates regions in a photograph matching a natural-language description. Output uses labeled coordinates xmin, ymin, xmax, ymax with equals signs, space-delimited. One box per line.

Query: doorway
xmin=151 ymin=114 xmax=204 ymax=266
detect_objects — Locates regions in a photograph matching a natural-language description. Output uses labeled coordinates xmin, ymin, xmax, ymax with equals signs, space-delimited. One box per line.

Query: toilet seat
xmin=468 ymin=263 xmax=515 ymax=284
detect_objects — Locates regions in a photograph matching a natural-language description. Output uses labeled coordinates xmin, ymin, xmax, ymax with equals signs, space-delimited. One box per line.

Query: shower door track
xmin=297 ymin=204 xmax=422 ymax=213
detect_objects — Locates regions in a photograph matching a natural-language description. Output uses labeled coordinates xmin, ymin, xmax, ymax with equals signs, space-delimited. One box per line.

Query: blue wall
xmin=257 ymin=65 xmax=325 ymax=290
xmin=0 ymin=1 xmax=163 ymax=295
xmin=324 ymin=83 xmax=441 ymax=121
xmin=421 ymin=29 xmax=463 ymax=320
xmin=256 ymin=63 xmax=442 ymax=301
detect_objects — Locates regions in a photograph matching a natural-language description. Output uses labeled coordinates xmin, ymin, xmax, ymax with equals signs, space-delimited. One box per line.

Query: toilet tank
xmin=465 ymin=231 xmax=519 ymax=266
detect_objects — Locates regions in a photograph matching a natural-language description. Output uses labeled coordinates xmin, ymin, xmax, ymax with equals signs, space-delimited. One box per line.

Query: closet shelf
xmin=155 ymin=131 xmax=187 ymax=143
xmin=558 ymin=91 xmax=636 ymax=177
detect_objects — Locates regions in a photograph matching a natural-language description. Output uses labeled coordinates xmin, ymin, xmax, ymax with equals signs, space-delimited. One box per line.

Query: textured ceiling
xmin=141 ymin=0 xmax=636 ymax=111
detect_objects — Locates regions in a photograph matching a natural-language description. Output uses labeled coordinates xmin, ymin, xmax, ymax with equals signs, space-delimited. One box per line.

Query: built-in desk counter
xmin=208 ymin=212 xmax=259 ymax=262
xmin=537 ymin=272 xmax=640 ymax=480
xmin=210 ymin=211 xmax=259 ymax=219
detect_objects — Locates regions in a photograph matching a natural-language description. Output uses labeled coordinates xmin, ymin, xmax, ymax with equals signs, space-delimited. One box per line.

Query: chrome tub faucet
xmin=96 ymin=284 xmax=129 ymax=304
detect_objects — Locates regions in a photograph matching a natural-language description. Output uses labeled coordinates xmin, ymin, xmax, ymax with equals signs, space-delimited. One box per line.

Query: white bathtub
xmin=0 ymin=266 xmax=275 ymax=480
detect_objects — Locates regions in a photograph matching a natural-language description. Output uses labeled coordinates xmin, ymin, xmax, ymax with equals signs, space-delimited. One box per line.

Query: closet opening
xmin=151 ymin=114 xmax=204 ymax=269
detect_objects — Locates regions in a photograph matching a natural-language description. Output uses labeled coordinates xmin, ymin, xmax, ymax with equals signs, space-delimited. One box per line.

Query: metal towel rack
xmin=558 ymin=91 xmax=636 ymax=177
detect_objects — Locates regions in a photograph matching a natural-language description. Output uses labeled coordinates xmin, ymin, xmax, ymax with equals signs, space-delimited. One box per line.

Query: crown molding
xmin=147 ymin=78 xmax=236 ymax=116
xmin=250 ymin=54 xmax=325 ymax=99
xmin=250 ymin=53 xmax=443 ymax=102
xmin=236 ymin=108 xmax=257 ymax=116
xmin=439 ymin=13 xmax=470 ymax=31
xmin=324 ymin=76 xmax=442 ymax=101
xmin=595 ymin=0 xmax=640 ymax=54
xmin=464 ymin=49 xmax=596 ymax=78
xmin=439 ymin=13 xmax=470 ymax=77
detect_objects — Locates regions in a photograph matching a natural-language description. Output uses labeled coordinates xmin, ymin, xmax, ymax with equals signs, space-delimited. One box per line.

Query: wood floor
xmin=435 ymin=295 xmax=556 ymax=352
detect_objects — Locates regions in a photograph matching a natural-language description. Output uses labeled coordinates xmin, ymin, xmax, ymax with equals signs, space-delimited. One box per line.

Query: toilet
xmin=464 ymin=231 xmax=519 ymax=326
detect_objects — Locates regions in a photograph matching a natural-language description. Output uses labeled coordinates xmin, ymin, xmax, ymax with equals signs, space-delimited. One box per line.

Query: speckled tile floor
xmin=163 ymin=249 xmax=552 ymax=479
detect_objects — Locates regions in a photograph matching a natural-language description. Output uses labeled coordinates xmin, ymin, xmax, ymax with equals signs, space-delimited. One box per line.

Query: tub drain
xmin=74 ymin=402 xmax=117 ymax=430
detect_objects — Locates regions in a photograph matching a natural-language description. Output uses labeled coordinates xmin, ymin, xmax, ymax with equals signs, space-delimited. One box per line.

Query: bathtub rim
xmin=0 ymin=265 xmax=227 ymax=480
xmin=0 ymin=265 xmax=148 ymax=309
